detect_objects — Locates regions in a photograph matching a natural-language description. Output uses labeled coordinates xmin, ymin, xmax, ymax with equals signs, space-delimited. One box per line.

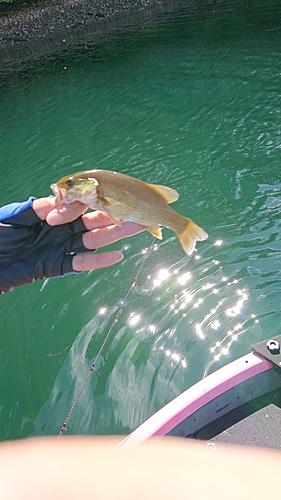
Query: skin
xmin=0 ymin=436 xmax=280 ymax=500
xmin=32 ymin=197 xmax=144 ymax=271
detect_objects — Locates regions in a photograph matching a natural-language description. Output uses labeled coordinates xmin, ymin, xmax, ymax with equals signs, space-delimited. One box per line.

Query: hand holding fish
xmin=0 ymin=196 xmax=144 ymax=294
xmin=0 ymin=169 xmax=207 ymax=294
xmin=33 ymin=197 xmax=144 ymax=272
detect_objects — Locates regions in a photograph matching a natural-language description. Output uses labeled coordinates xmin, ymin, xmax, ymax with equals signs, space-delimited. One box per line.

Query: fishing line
xmin=58 ymin=237 xmax=156 ymax=437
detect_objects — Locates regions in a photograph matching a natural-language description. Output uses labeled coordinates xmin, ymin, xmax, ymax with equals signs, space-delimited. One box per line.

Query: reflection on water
xmin=33 ymin=230 xmax=270 ymax=435
xmin=1 ymin=0 xmax=281 ymax=438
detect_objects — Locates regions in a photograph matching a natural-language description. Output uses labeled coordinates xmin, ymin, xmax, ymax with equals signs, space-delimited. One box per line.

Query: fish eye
xmin=66 ymin=179 xmax=74 ymax=188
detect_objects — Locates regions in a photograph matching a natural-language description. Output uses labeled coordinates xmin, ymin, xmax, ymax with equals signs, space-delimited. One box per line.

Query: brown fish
xmin=51 ymin=169 xmax=208 ymax=255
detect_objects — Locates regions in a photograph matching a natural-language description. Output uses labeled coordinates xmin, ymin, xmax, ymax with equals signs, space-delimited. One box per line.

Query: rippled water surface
xmin=1 ymin=0 xmax=281 ymax=439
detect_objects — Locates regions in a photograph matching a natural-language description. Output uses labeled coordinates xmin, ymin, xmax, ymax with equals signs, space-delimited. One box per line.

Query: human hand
xmin=0 ymin=197 xmax=144 ymax=293
xmin=33 ymin=197 xmax=144 ymax=272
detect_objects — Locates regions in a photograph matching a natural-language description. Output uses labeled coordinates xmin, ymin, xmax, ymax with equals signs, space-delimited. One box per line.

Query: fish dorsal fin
xmin=145 ymin=225 xmax=163 ymax=239
xmin=147 ymin=184 xmax=179 ymax=204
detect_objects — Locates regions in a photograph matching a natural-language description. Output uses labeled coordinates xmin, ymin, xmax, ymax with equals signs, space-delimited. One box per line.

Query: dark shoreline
xmin=0 ymin=0 xmax=193 ymax=64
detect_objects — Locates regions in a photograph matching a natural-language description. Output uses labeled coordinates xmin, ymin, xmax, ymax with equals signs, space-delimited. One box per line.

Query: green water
xmin=1 ymin=0 xmax=281 ymax=440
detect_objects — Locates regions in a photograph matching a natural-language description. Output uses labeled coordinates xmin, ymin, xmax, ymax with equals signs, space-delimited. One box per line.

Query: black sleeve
xmin=0 ymin=198 xmax=90 ymax=294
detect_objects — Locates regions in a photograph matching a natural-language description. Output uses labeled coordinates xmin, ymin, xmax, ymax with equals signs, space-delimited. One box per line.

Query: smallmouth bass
xmin=51 ymin=169 xmax=208 ymax=255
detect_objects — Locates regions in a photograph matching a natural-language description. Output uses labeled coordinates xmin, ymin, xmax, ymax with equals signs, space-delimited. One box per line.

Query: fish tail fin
xmin=177 ymin=218 xmax=208 ymax=256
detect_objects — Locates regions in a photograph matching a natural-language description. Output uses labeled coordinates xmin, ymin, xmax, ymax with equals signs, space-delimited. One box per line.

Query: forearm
xmin=0 ymin=436 xmax=280 ymax=500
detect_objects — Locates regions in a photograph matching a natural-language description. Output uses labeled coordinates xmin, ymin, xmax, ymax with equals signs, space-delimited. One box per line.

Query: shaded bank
xmin=0 ymin=0 xmax=204 ymax=63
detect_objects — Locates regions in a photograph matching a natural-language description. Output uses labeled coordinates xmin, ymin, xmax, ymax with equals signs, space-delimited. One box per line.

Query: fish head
xmin=50 ymin=172 xmax=99 ymax=205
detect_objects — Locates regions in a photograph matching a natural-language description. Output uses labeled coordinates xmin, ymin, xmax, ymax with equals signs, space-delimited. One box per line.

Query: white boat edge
xmin=121 ymin=352 xmax=274 ymax=446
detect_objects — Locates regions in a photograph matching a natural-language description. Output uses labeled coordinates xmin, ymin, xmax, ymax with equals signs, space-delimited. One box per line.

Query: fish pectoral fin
xmin=108 ymin=215 xmax=123 ymax=226
xmin=102 ymin=195 xmax=121 ymax=206
xmin=147 ymin=184 xmax=179 ymax=204
xmin=145 ymin=225 xmax=163 ymax=239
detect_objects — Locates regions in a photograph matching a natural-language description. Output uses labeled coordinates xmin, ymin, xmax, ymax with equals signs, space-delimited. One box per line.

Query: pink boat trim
xmin=123 ymin=352 xmax=273 ymax=445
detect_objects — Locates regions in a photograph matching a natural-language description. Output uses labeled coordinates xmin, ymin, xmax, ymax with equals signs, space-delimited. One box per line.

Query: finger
xmin=32 ymin=197 xmax=57 ymax=220
xmin=72 ymin=250 xmax=124 ymax=272
xmin=82 ymin=221 xmax=145 ymax=250
xmin=46 ymin=202 xmax=89 ymax=226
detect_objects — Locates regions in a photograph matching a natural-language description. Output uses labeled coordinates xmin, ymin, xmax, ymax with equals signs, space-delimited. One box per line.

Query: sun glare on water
xmin=91 ymin=238 xmax=259 ymax=379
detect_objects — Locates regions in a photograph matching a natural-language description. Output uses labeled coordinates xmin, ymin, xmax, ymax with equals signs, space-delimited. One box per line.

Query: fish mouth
xmin=50 ymin=183 xmax=63 ymax=202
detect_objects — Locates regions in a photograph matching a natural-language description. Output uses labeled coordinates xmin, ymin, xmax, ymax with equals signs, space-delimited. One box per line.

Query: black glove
xmin=0 ymin=197 xmax=91 ymax=294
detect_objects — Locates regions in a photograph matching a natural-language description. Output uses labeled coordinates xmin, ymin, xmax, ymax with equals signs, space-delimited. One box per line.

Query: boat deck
xmin=195 ymin=387 xmax=281 ymax=450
